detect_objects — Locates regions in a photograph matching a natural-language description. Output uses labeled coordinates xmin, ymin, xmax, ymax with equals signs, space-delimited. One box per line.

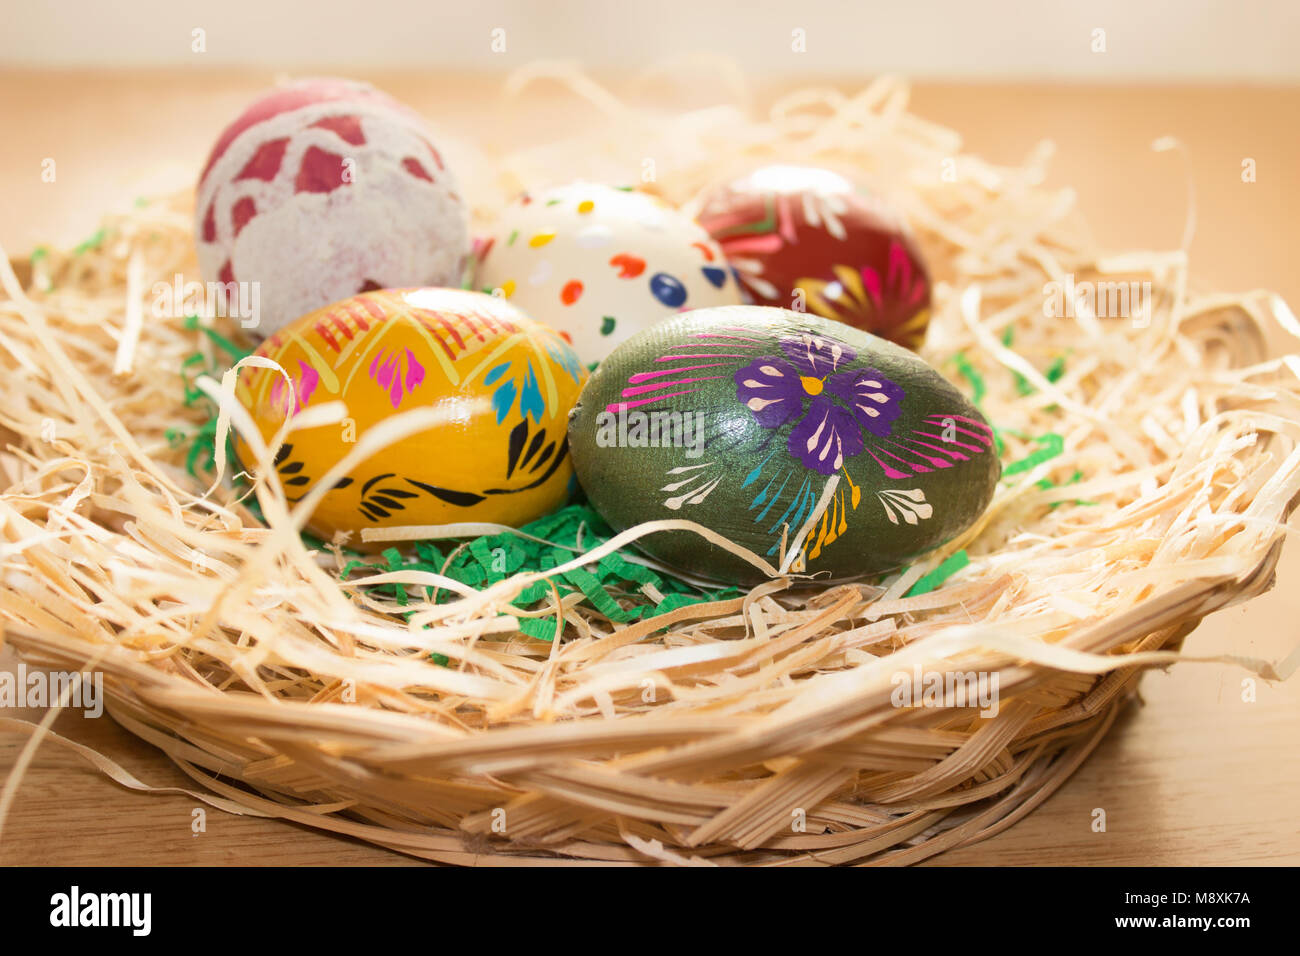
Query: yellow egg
xmin=234 ymin=288 xmax=588 ymax=546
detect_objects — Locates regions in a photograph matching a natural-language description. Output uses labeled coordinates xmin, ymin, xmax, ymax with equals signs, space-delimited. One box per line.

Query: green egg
xmin=567 ymin=306 xmax=1000 ymax=585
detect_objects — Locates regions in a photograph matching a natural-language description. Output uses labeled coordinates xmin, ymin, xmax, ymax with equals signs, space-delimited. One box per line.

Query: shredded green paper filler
xmin=905 ymin=550 xmax=970 ymax=597
xmin=73 ymin=228 xmax=107 ymax=256
xmin=948 ymin=338 xmax=1072 ymax=484
xmin=342 ymin=505 xmax=743 ymax=640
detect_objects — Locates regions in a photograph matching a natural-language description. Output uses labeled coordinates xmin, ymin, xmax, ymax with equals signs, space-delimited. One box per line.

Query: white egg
xmin=474 ymin=183 xmax=743 ymax=362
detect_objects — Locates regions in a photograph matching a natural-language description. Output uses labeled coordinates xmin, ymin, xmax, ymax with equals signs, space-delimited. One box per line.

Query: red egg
xmin=695 ymin=166 xmax=932 ymax=348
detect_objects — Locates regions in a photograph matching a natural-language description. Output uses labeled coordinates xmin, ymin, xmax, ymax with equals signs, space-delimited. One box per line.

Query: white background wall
xmin=3 ymin=0 xmax=1299 ymax=80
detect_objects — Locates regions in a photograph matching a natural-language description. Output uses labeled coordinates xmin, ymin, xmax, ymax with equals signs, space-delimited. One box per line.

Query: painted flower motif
xmin=483 ymin=334 xmax=582 ymax=427
xmin=369 ymin=347 xmax=426 ymax=409
xmin=543 ymin=337 xmax=585 ymax=386
xmin=797 ymin=189 xmax=849 ymax=241
xmin=269 ymin=359 xmax=320 ymax=416
xmin=735 ymin=333 xmax=905 ymax=475
xmin=485 ymin=358 xmax=544 ymax=424
xmin=877 ymin=488 xmax=933 ymax=525
xmin=797 ymin=238 xmax=930 ymax=343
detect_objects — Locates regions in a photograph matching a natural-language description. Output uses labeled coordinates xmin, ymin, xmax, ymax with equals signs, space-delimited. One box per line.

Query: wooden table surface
xmin=1 ymin=71 xmax=1298 ymax=866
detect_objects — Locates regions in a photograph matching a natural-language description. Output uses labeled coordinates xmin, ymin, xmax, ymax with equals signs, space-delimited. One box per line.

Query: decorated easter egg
xmin=197 ymin=78 xmax=470 ymax=339
xmin=567 ymin=306 xmax=998 ymax=584
xmin=694 ymin=166 xmax=932 ymax=348
xmin=473 ymin=183 xmax=743 ymax=363
xmin=234 ymin=288 xmax=586 ymax=545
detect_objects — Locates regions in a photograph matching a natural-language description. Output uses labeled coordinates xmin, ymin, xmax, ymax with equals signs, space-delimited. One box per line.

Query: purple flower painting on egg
xmin=735 ymin=334 xmax=905 ymax=474
xmin=587 ymin=310 xmax=998 ymax=576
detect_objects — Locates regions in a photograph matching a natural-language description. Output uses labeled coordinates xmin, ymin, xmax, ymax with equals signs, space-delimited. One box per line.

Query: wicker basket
xmin=2 ymin=72 xmax=1298 ymax=865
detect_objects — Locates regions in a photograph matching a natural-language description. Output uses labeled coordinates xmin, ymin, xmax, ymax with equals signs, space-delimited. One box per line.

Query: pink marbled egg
xmin=195 ymin=77 xmax=469 ymax=338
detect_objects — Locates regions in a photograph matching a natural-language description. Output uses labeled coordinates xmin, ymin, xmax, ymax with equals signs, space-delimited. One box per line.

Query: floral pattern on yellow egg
xmin=474 ymin=183 xmax=743 ymax=363
xmin=234 ymin=288 xmax=587 ymax=545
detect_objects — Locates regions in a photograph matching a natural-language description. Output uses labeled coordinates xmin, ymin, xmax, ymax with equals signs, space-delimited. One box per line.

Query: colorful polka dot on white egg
xmin=474 ymin=183 xmax=742 ymax=362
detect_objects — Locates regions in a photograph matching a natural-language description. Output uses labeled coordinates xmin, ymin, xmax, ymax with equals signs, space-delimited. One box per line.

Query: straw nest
xmin=2 ymin=68 xmax=1298 ymax=865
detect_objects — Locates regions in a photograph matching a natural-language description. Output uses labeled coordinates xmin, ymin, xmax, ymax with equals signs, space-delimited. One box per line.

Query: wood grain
xmin=1 ymin=71 xmax=1298 ymax=866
